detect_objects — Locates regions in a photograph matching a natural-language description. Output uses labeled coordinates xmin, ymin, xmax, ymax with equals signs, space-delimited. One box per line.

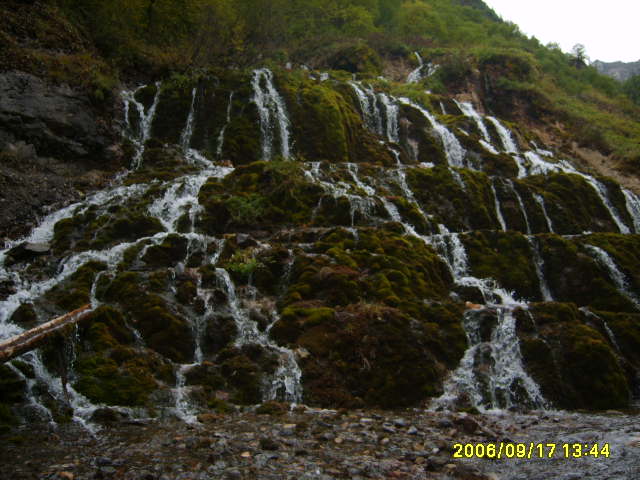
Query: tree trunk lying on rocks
xmin=0 ymin=304 xmax=92 ymax=363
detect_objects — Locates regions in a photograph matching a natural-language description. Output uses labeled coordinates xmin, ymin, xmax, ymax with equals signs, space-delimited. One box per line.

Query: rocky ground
xmin=1 ymin=407 xmax=639 ymax=480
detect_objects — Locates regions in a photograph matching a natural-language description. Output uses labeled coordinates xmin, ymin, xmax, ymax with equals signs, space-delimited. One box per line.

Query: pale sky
xmin=482 ymin=0 xmax=639 ymax=63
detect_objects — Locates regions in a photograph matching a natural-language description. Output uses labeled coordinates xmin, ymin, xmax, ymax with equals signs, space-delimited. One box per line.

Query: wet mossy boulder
xmin=73 ymin=351 xmax=163 ymax=407
xmin=406 ymin=166 xmax=498 ymax=231
xmin=275 ymin=303 xmax=465 ymax=408
xmin=217 ymin=345 xmax=279 ymax=405
xmin=517 ymin=303 xmax=630 ymax=410
xmin=326 ymin=42 xmax=382 ymax=75
xmin=198 ymin=160 xmax=324 ymax=234
xmin=141 ymin=234 xmax=188 ymax=268
xmin=44 ymin=261 xmax=107 ymax=312
xmin=539 ymin=234 xmax=638 ymax=312
xmin=281 ymin=227 xmax=452 ymax=313
xmin=103 ymin=272 xmax=195 ymax=362
xmin=461 ymin=231 xmax=540 ymax=301
xmin=522 ymin=173 xmax=621 ymax=235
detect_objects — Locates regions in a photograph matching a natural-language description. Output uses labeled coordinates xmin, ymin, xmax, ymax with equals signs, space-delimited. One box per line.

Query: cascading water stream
xmin=533 ymin=193 xmax=554 ymax=233
xmin=216 ymin=92 xmax=234 ymax=158
xmin=622 ymin=189 xmax=640 ymax=233
xmin=454 ymin=100 xmax=498 ymax=155
xmin=252 ymin=68 xmax=291 ymax=160
xmin=214 ymin=268 xmax=302 ymax=403
xmin=398 ymin=97 xmax=466 ymax=168
xmin=506 ymin=179 xmax=531 ymax=234
xmin=491 ymin=181 xmax=508 ymax=231
xmin=180 ymin=87 xmax=197 ymax=152
xmin=122 ymin=82 xmax=162 ymax=169
xmin=407 ymin=51 xmax=424 ymax=84
xmin=428 ymin=226 xmax=547 ymax=411
xmin=486 ymin=116 xmax=527 ymax=178
xmin=585 ymin=245 xmax=640 ymax=309
xmin=527 ymin=236 xmax=554 ymax=302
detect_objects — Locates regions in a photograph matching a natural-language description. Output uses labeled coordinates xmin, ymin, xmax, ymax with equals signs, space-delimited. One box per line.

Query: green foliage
xmin=624 ymin=75 xmax=640 ymax=106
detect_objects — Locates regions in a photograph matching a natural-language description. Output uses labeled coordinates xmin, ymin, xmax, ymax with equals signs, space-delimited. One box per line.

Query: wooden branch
xmin=0 ymin=304 xmax=93 ymax=364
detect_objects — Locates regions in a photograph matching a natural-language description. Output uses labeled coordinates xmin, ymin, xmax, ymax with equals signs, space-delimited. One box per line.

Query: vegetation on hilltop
xmin=1 ymin=0 xmax=639 ymax=170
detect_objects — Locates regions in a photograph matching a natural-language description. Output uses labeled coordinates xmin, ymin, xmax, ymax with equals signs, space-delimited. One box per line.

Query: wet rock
xmin=90 ymin=408 xmax=128 ymax=424
xmin=5 ymin=242 xmax=50 ymax=265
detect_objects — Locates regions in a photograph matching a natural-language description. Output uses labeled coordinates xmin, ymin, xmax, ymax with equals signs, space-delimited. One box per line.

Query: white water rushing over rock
xmin=399 ymin=97 xmax=466 ymax=168
xmin=216 ymin=92 xmax=234 ymax=158
xmin=407 ymin=52 xmax=424 ymax=83
xmin=507 ymin=179 xmax=531 ymax=234
xmin=623 ymin=188 xmax=640 ymax=233
xmin=214 ymin=268 xmax=302 ymax=403
xmin=527 ymin=236 xmax=554 ymax=302
xmin=454 ymin=100 xmax=498 ymax=154
xmin=122 ymin=82 xmax=162 ymax=169
xmin=533 ymin=193 xmax=554 ymax=233
xmin=491 ymin=181 xmax=508 ymax=232
xmin=349 ymin=82 xmax=399 ymax=143
xmin=486 ymin=116 xmax=527 ymax=177
xmin=180 ymin=87 xmax=197 ymax=152
xmin=251 ymin=68 xmax=291 ymax=160
xmin=586 ymin=245 xmax=640 ymax=310
xmin=429 ymin=227 xmax=547 ymax=412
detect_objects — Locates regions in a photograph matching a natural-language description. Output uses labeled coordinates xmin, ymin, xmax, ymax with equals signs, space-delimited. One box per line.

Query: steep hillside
xmin=1 ymin=0 xmax=640 ymax=439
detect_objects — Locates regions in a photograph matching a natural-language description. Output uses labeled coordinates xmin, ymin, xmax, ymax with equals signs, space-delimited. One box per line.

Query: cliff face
xmin=1 ymin=66 xmax=639 ymax=431
xmin=594 ymin=60 xmax=640 ymax=82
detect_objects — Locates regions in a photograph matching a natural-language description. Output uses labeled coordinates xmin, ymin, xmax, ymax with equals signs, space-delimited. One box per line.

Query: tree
xmin=623 ymin=75 xmax=640 ymax=105
xmin=570 ymin=43 xmax=589 ymax=68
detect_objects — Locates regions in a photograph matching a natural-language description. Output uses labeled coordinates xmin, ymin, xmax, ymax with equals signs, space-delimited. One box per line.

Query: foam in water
xmin=586 ymin=245 xmax=640 ymax=309
xmin=251 ymin=68 xmax=291 ymax=160
xmin=398 ymin=97 xmax=466 ymax=168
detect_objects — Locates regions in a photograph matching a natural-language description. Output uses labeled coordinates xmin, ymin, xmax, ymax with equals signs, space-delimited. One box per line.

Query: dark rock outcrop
xmin=0 ymin=71 xmax=123 ymax=239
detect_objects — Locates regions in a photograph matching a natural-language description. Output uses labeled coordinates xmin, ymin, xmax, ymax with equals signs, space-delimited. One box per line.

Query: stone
xmin=6 ymin=242 xmax=50 ymax=265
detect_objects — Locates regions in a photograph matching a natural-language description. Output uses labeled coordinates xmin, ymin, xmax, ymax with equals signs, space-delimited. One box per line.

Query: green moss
xmin=461 ymin=231 xmax=540 ymax=301
xmin=45 ymin=261 xmax=107 ymax=311
xmin=519 ymin=303 xmax=630 ymax=410
xmin=141 ymin=234 xmax=188 ymax=268
xmin=73 ymin=353 xmax=158 ymax=407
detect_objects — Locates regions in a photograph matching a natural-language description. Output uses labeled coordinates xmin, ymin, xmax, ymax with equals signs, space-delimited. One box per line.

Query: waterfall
xmin=122 ymin=82 xmax=162 ymax=169
xmin=180 ymin=87 xmax=197 ymax=152
xmin=527 ymin=236 xmax=554 ymax=302
xmin=350 ymin=82 xmax=380 ymax=134
xmin=251 ymin=68 xmax=291 ymax=160
xmin=507 ymin=180 xmax=531 ymax=234
xmin=378 ymin=93 xmax=399 ymax=143
xmin=582 ymin=177 xmax=630 ymax=234
xmin=215 ymin=268 xmax=302 ymax=403
xmin=533 ymin=193 xmax=554 ymax=233
xmin=454 ymin=100 xmax=498 ymax=154
xmin=216 ymin=92 xmax=234 ymax=158
xmin=399 ymin=97 xmax=466 ymax=168
xmin=486 ymin=116 xmax=526 ymax=177
xmin=623 ymin=189 xmax=640 ymax=233
xmin=580 ymin=308 xmax=622 ymax=354
xmin=586 ymin=245 xmax=640 ymax=310
xmin=491 ymin=181 xmax=508 ymax=231
xmin=407 ymin=51 xmax=424 ymax=84
xmin=429 ymin=227 xmax=547 ymax=412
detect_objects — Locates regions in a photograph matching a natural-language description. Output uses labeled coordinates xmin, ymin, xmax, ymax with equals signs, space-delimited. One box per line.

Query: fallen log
xmin=0 ymin=304 xmax=92 ymax=363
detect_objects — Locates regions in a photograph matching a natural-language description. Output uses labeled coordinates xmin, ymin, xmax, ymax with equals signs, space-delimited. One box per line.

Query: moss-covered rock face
xmin=518 ymin=303 xmax=630 ymax=410
xmin=4 ymin=65 xmax=640 ymax=423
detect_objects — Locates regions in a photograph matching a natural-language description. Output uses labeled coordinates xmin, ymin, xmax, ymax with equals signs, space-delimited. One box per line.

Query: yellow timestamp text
xmin=452 ymin=442 xmax=611 ymax=460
